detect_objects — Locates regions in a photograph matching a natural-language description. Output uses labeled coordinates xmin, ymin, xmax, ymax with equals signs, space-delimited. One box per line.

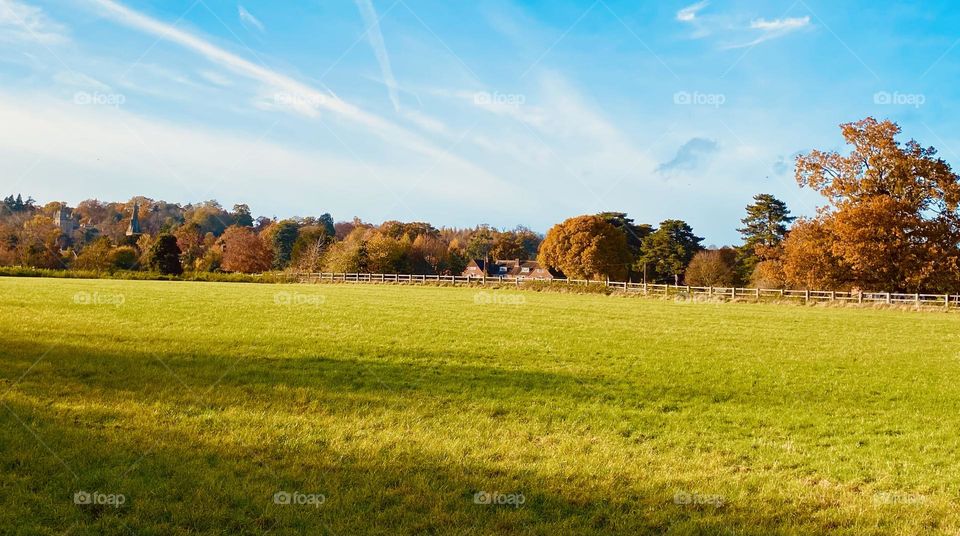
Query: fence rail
xmin=294 ymin=272 xmax=960 ymax=308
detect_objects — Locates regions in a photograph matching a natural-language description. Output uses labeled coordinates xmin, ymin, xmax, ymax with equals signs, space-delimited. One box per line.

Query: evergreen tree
xmin=148 ymin=234 xmax=183 ymax=275
xmin=737 ymin=194 xmax=794 ymax=278
xmin=639 ymin=220 xmax=704 ymax=284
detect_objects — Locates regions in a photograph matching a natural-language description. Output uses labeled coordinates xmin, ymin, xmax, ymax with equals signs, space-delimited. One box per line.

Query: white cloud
xmin=750 ymin=16 xmax=810 ymax=32
xmin=237 ymin=5 xmax=264 ymax=33
xmin=727 ymin=16 xmax=811 ymax=48
xmin=354 ymin=0 xmax=401 ymax=112
xmin=656 ymin=137 xmax=718 ymax=174
xmin=0 ymin=0 xmax=67 ymax=44
xmin=676 ymin=1 xmax=708 ymax=23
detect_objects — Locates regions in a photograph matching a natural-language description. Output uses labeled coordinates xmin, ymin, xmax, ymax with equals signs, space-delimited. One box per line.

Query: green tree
xmin=737 ymin=194 xmax=794 ymax=279
xmin=73 ymin=238 xmax=114 ymax=272
xmin=639 ymin=220 xmax=703 ymax=284
xmin=318 ymin=213 xmax=336 ymax=237
xmin=232 ymin=204 xmax=254 ymax=228
xmin=109 ymin=246 xmax=139 ymax=271
xmin=271 ymin=220 xmax=300 ymax=270
xmin=597 ymin=212 xmax=653 ymax=274
xmin=465 ymin=226 xmax=495 ymax=261
xmin=148 ymin=234 xmax=183 ymax=275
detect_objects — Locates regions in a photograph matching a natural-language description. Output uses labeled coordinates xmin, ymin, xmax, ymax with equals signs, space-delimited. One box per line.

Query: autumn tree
xmin=17 ymin=215 xmax=63 ymax=269
xmin=639 ymin=220 xmax=703 ymax=284
xmin=220 ymin=226 xmax=272 ymax=273
xmin=290 ymin=225 xmax=331 ymax=272
xmin=73 ymin=238 xmax=114 ymax=271
xmin=781 ymin=217 xmax=848 ymax=289
xmin=538 ymin=215 xmax=632 ymax=280
xmin=174 ymin=222 xmax=205 ymax=270
xmin=685 ymin=248 xmax=739 ymax=287
xmin=789 ymin=118 xmax=960 ymax=291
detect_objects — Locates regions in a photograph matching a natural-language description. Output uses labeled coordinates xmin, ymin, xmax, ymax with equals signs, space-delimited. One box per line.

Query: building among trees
xmin=125 ymin=202 xmax=142 ymax=237
xmin=462 ymin=259 xmax=561 ymax=280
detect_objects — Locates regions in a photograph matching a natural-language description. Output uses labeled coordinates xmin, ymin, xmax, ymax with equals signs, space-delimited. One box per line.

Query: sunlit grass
xmin=2 ymin=277 xmax=960 ymax=534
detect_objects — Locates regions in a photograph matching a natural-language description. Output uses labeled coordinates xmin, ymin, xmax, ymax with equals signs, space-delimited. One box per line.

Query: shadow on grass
xmin=0 ymin=394 xmax=831 ymax=536
xmin=0 ymin=337 xmax=863 ymax=535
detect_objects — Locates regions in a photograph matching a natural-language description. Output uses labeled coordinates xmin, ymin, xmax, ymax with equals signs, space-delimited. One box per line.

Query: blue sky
xmin=2 ymin=0 xmax=959 ymax=244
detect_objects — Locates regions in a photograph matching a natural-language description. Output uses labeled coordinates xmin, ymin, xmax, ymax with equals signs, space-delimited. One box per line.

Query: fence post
xmin=915 ymin=293 xmax=920 ymax=307
xmin=858 ymin=291 xmax=863 ymax=304
xmin=731 ymin=287 xmax=736 ymax=300
xmin=643 ymin=282 xmax=648 ymax=295
xmin=830 ymin=291 xmax=835 ymax=303
xmin=756 ymin=288 xmax=761 ymax=301
xmin=805 ymin=289 xmax=810 ymax=304
xmin=885 ymin=293 xmax=891 ymax=304
xmin=946 ymin=294 xmax=951 ymax=310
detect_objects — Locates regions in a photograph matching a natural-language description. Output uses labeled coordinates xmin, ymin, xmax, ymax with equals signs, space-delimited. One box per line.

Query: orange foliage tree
xmin=786 ymin=118 xmax=960 ymax=291
xmin=538 ymin=215 xmax=632 ymax=281
xmin=219 ymin=226 xmax=273 ymax=273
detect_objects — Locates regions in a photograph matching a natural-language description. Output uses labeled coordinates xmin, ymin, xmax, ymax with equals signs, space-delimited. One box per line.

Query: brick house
xmin=462 ymin=259 xmax=562 ymax=280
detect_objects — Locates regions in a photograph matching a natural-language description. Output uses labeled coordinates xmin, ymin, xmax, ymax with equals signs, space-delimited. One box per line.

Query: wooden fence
xmin=295 ymin=272 xmax=960 ymax=309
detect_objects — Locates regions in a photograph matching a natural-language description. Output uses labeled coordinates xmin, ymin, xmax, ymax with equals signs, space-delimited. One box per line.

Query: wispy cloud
xmin=237 ymin=5 xmax=264 ymax=34
xmin=0 ymin=90 xmax=520 ymax=220
xmin=657 ymin=137 xmax=718 ymax=174
xmin=84 ymin=0 xmax=472 ymax=163
xmin=0 ymin=0 xmax=67 ymax=44
xmin=676 ymin=1 xmax=709 ymax=23
xmin=726 ymin=16 xmax=811 ymax=48
xmin=53 ymin=70 xmax=110 ymax=90
xmin=354 ymin=0 xmax=400 ymax=112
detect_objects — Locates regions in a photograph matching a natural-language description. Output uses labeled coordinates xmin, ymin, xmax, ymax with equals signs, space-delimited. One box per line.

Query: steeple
xmin=126 ymin=202 xmax=142 ymax=237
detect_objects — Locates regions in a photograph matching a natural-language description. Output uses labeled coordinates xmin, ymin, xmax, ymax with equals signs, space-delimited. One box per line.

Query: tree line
xmin=3 ymin=117 xmax=959 ymax=292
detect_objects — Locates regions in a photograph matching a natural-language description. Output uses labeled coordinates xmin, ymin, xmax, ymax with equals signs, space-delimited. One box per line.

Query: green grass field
xmin=2 ymin=277 xmax=960 ymax=535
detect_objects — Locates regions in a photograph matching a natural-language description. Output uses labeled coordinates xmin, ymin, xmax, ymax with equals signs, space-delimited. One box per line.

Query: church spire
xmin=126 ymin=202 xmax=142 ymax=236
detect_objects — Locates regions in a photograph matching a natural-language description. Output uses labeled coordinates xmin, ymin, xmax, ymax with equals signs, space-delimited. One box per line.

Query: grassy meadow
xmin=2 ymin=277 xmax=960 ymax=534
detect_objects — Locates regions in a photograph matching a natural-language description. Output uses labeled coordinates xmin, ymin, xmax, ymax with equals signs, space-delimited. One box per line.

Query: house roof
xmin=465 ymin=258 xmax=562 ymax=278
